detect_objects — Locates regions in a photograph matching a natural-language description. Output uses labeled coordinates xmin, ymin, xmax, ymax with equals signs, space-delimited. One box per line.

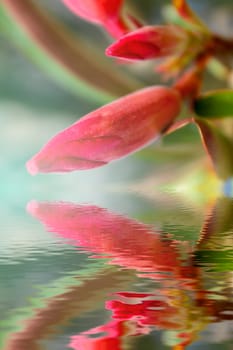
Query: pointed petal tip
xmin=106 ymin=40 xmax=158 ymax=61
xmin=26 ymin=159 xmax=39 ymax=176
xmin=105 ymin=46 xmax=114 ymax=57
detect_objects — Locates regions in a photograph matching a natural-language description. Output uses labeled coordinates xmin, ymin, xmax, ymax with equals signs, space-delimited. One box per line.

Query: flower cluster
xmin=25 ymin=0 xmax=233 ymax=179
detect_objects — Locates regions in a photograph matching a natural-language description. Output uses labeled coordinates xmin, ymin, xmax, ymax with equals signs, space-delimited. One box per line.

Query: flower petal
xmin=62 ymin=0 xmax=123 ymax=24
xmin=62 ymin=0 xmax=133 ymax=37
xmin=106 ymin=25 xmax=186 ymax=61
xmin=27 ymin=86 xmax=181 ymax=174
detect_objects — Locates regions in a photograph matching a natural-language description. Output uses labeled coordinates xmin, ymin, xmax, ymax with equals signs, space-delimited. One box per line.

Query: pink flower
xmin=26 ymin=86 xmax=181 ymax=174
xmin=106 ymin=25 xmax=187 ymax=61
xmin=62 ymin=0 xmax=138 ymax=37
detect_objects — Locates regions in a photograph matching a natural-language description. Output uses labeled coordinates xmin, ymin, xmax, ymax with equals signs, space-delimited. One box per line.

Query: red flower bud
xmin=106 ymin=25 xmax=187 ymax=61
xmin=26 ymin=86 xmax=181 ymax=174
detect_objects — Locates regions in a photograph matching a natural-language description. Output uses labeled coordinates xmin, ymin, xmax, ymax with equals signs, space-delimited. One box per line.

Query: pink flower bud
xmin=26 ymin=86 xmax=181 ymax=174
xmin=106 ymin=25 xmax=187 ymax=61
xmin=62 ymin=0 xmax=137 ymax=37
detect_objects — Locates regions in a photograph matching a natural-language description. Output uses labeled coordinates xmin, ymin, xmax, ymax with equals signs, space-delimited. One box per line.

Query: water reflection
xmin=3 ymin=266 xmax=134 ymax=350
xmin=4 ymin=198 xmax=230 ymax=350
xmin=27 ymin=201 xmax=180 ymax=276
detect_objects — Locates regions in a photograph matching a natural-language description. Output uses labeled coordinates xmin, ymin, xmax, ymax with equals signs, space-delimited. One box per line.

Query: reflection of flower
xmin=107 ymin=292 xmax=178 ymax=329
xmin=27 ymin=200 xmax=233 ymax=349
xmin=27 ymin=200 xmax=180 ymax=275
xmin=70 ymin=320 xmax=131 ymax=350
xmin=67 ymin=284 xmax=214 ymax=350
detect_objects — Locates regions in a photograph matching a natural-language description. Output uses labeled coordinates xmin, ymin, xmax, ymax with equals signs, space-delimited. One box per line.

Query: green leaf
xmin=195 ymin=118 xmax=233 ymax=179
xmin=194 ymin=90 xmax=233 ymax=118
